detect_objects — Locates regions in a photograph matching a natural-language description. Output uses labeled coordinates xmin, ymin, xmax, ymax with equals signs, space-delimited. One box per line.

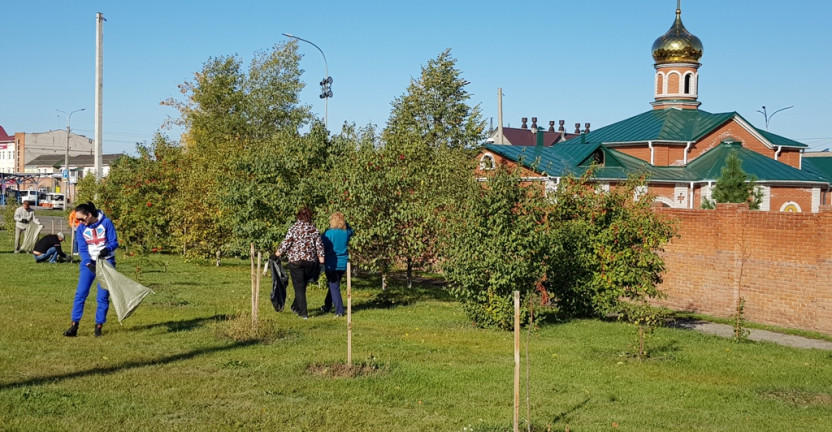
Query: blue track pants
xmin=71 ymin=261 xmax=113 ymax=325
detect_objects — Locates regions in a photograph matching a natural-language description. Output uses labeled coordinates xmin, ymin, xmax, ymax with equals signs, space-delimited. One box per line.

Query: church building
xmin=478 ymin=5 xmax=829 ymax=212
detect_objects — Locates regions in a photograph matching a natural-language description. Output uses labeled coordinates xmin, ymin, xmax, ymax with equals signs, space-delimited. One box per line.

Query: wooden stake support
xmin=514 ymin=290 xmax=520 ymax=432
xmin=347 ymin=261 xmax=353 ymax=367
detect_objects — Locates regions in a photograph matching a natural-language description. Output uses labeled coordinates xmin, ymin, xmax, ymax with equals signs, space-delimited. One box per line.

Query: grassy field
xmin=1 ymin=229 xmax=831 ymax=431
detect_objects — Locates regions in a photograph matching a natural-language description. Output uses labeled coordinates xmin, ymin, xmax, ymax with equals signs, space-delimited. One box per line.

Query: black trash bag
xmin=269 ymin=259 xmax=289 ymax=312
xmin=310 ymin=261 xmax=322 ymax=284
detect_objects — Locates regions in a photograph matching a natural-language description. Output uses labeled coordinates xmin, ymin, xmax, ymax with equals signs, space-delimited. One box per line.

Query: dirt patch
xmin=306 ymin=361 xmax=386 ymax=378
xmin=761 ymin=389 xmax=832 ymax=406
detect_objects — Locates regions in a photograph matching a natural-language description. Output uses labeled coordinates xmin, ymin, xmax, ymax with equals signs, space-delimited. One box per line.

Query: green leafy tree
xmin=443 ymin=166 xmax=548 ymax=329
xmin=384 ymin=49 xmax=486 ymax=150
xmin=362 ymin=49 xmax=484 ymax=287
xmin=79 ymin=135 xmax=181 ymax=254
xmin=547 ymin=172 xmax=677 ymax=317
xmin=162 ymin=42 xmax=312 ymax=259
xmin=702 ymin=150 xmax=763 ymax=210
xmin=220 ymin=123 xmax=334 ymax=254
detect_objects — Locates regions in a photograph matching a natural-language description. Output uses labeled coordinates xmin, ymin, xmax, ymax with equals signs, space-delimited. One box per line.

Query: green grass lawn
xmin=1 ymin=230 xmax=831 ymax=431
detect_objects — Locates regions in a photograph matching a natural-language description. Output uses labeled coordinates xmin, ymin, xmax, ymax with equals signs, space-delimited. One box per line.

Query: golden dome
xmin=652 ymin=8 xmax=703 ymax=64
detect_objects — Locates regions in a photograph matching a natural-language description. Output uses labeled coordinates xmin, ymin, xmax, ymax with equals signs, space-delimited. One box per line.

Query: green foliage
xmin=734 ymin=297 xmax=750 ymax=342
xmin=548 ymin=171 xmax=677 ymax=318
xmin=159 ymin=41 xmax=313 ymax=259
xmin=383 ymin=49 xmax=486 ymax=150
xmin=93 ymin=135 xmax=182 ymax=253
xmin=74 ymin=173 xmax=100 ymax=207
xmin=443 ymin=166 xmax=548 ymax=329
xmin=702 ymin=150 xmax=763 ymax=210
xmin=2 ymin=204 xmax=16 ymax=231
xmin=220 ymin=123 xmax=333 ymax=254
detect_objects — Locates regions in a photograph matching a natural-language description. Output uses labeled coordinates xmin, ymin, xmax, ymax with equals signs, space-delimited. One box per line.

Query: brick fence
xmin=653 ymin=203 xmax=832 ymax=335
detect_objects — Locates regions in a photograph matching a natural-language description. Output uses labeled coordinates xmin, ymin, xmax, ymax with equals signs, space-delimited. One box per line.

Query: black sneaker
xmin=94 ymin=324 xmax=103 ymax=337
xmin=63 ymin=322 xmax=79 ymax=337
xmin=320 ymin=306 xmax=331 ymax=313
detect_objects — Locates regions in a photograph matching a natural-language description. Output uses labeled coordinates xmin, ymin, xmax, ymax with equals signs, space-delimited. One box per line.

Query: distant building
xmin=0 ymin=126 xmax=14 ymax=173
xmin=12 ymin=129 xmax=94 ymax=173
xmin=488 ymin=117 xmax=582 ymax=147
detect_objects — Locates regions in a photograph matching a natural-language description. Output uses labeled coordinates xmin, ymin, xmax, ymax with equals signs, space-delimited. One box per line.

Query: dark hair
xmin=296 ymin=207 xmax=312 ymax=223
xmin=75 ymin=201 xmax=97 ymax=217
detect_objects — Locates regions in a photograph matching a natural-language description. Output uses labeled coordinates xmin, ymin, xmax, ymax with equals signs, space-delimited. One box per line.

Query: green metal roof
xmin=802 ymin=155 xmax=832 ymax=183
xmin=755 ymin=128 xmax=809 ymax=148
xmin=556 ymin=109 xmax=808 ymax=149
xmin=483 ymin=142 xmax=602 ymax=177
xmin=559 ymin=109 xmax=735 ymax=145
xmin=686 ymin=142 xmax=825 ymax=183
xmin=484 ymin=141 xmax=827 ymax=185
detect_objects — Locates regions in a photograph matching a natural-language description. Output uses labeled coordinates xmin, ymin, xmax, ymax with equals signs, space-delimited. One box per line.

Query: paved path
xmin=671 ymin=319 xmax=832 ymax=350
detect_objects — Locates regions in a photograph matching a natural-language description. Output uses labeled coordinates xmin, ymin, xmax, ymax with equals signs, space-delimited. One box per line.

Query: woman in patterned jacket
xmin=275 ymin=207 xmax=325 ymax=319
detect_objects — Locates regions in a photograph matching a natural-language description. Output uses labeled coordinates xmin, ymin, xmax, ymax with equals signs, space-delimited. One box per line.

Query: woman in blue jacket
xmin=320 ymin=212 xmax=353 ymax=316
xmin=63 ymin=202 xmax=118 ymax=337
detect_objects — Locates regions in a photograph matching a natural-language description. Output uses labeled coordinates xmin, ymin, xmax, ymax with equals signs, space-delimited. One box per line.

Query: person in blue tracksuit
xmin=63 ymin=202 xmax=118 ymax=337
xmin=320 ymin=212 xmax=353 ymax=317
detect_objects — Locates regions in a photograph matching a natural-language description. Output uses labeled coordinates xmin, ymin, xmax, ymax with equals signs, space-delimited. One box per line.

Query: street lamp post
xmin=757 ymin=105 xmax=793 ymax=131
xmin=282 ymin=33 xmax=332 ymax=130
xmin=56 ymin=108 xmax=85 ymax=210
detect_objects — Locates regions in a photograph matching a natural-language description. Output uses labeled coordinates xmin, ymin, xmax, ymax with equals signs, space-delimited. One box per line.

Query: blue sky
xmin=2 ymin=0 xmax=831 ymax=155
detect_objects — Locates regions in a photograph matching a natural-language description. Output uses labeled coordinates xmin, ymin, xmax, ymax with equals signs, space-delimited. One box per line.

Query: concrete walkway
xmin=671 ymin=319 xmax=832 ymax=350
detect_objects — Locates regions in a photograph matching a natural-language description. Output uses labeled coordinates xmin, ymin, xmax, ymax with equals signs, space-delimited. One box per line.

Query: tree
xmin=547 ymin=171 xmax=677 ymax=318
xmin=702 ymin=150 xmax=763 ymax=210
xmin=383 ymin=49 xmax=486 ymax=150
xmin=365 ymin=49 xmax=484 ymax=287
xmin=161 ymin=42 xmax=313 ymax=259
xmin=443 ymin=166 xmax=549 ymax=329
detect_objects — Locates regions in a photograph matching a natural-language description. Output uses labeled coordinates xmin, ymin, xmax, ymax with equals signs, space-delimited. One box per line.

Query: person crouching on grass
xmin=32 ymin=232 xmax=67 ymax=263
xmin=63 ymin=202 xmax=119 ymax=337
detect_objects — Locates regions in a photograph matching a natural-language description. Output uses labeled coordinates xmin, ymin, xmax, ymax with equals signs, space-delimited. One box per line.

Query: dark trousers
xmin=323 ymin=270 xmax=346 ymax=315
xmin=288 ymin=261 xmax=318 ymax=318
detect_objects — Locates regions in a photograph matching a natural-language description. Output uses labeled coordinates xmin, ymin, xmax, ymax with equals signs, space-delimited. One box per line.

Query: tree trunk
xmin=406 ymin=257 xmax=413 ymax=290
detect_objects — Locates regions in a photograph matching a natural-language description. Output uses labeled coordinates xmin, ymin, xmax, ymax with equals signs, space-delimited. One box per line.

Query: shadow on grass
xmin=551 ymin=396 xmax=591 ymax=426
xmin=351 ymin=276 xmax=454 ymax=312
xmin=127 ymin=314 xmax=230 ymax=333
xmin=0 ymin=339 xmax=258 ymax=391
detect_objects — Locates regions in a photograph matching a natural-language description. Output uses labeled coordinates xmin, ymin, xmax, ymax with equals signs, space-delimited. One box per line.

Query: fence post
xmin=250 ymin=244 xmax=256 ymax=328
xmin=514 ymin=290 xmax=520 ymax=432
xmin=347 ymin=261 xmax=353 ymax=367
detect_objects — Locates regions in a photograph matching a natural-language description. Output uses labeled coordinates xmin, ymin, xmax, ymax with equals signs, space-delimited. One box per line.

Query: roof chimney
xmin=521 ymin=117 xmax=528 ymax=129
xmin=584 ymin=122 xmax=591 ymax=133
xmin=531 ymin=117 xmax=538 ymax=130
xmin=548 ymin=121 xmax=555 ymax=132
xmin=558 ymin=120 xmax=565 ymax=132
xmin=574 ymin=123 xmax=581 ymax=134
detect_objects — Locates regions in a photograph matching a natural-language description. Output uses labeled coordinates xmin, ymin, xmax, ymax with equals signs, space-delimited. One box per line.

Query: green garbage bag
xmin=98 ymin=261 xmax=154 ymax=323
xmin=20 ymin=224 xmax=42 ymax=252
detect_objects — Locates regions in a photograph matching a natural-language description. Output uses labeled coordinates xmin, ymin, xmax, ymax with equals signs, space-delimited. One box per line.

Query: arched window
xmin=479 ymin=153 xmax=496 ymax=171
xmin=684 ymin=74 xmax=691 ymax=94
xmin=591 ymin=149 xmax=605 ymax=166
xmin=780 ymin=201 xmax=802 ymax=213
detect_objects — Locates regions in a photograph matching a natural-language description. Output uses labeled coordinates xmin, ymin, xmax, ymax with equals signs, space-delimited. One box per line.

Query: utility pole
xmin=94 ymin=12 xmax=105 ymax=179
xmin=56 ymin=108 xmax=85 ymax=210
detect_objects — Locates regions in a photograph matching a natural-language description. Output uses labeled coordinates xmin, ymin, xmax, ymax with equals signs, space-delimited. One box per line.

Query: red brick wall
xmin=654 ymin=204 xmax=832 ymax=334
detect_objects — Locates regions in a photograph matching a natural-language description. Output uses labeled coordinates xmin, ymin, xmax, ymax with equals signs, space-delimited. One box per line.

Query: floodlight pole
xmin=282 ymin=33 xmax=331 ymax=130
xmin=56 ymin=108 xmax=85 ymax=210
